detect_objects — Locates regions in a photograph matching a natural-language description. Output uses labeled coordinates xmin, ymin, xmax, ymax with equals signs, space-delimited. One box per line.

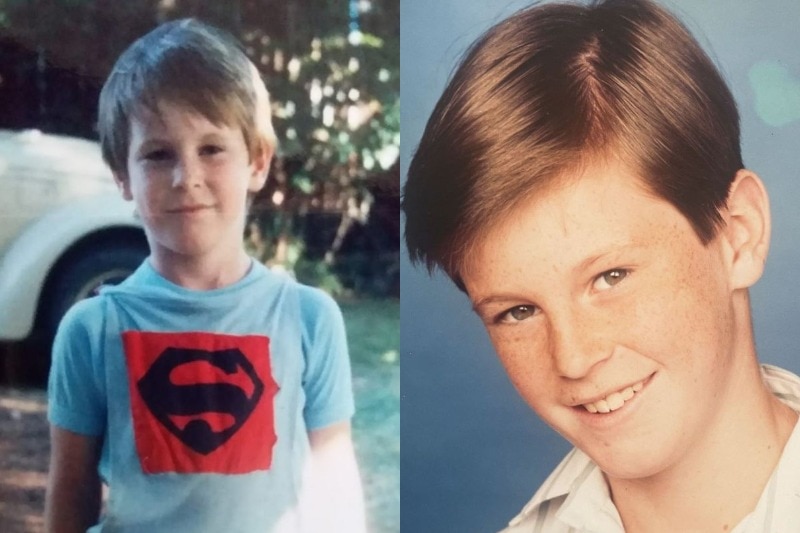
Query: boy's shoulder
xmin=295 ymin=281 xmax=341 ymax=315
xmin=51 ymin=292 xmax=112 ymax=372
xmin=56 ymin=290 xmax=110 ymax=338
xmin=262 ymin=264 xmax=343 ymax=324
xmin=292 ymin=279 xmax=345 ymax=337
xmin=243 ymin=264 xmax=343 ymax=326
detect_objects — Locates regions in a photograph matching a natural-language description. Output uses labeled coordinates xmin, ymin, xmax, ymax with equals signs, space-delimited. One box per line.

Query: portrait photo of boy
xmin=401 ymin=0 xmax=800 ymax=531
xmin=45 ymin=20 xmax=366 ymax=533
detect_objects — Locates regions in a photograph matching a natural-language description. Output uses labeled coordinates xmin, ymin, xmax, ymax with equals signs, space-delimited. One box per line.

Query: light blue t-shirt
xmin=48 ymin=259 xmax=355 ymax=533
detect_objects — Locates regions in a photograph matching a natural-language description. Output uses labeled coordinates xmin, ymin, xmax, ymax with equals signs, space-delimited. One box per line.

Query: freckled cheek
xmin=489 ymin=331 xmax=552 ymax=394
xmin=627 ymin=276 xmax=729 ymax=368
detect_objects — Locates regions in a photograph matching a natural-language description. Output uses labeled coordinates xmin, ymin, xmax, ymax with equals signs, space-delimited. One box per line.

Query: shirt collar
xmin=733 ymin=364 xmax=800 ymax=532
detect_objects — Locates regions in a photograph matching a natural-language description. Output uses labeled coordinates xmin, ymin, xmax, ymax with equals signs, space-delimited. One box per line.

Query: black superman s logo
xmin=137 ymin=347 xmax=264 ymax=455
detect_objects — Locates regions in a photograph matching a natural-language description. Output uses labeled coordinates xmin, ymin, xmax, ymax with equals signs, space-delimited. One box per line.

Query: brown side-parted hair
xmin=402 ymin=0 xmax=742 ymax=290
xmin=98 ymin=18 xmax=277 ymax=175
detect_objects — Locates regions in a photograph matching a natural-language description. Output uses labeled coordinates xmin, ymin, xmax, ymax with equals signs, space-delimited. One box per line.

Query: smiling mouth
xmin=168 ymin=205 xmax=211 ymax=213
xmin=581 ymin=376 xmax=651 ymax=414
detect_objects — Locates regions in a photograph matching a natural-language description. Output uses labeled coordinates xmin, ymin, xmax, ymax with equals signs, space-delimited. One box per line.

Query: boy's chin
xmin=586 ymin=441 xmax=678 ymax=483
xmin=149 ymin=236 xmax=236 ymax=260
xmin=558 ymin=420 xmax=682 ymax=482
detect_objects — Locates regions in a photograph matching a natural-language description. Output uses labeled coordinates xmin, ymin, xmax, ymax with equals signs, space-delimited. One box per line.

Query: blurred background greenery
xmin=343 ymin=299 xmax=399 ymax=533
xmin=0 ymin=1 xmax=398 ymax=531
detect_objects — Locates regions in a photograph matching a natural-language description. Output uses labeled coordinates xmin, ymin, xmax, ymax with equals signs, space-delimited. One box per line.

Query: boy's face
xmin=463 ymin=161 xmax=742 ymax=481
xmin=115 ymin=101 xmax=269 ymax=261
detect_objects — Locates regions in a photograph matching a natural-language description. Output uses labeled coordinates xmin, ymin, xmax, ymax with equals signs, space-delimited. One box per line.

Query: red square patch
xmin=122 ymin=331 xmax=279 ymax=474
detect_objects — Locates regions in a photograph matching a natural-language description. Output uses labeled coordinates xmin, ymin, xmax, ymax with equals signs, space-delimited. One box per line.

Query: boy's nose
xmin=172 ymin=157 xmax=202 ymax=188
xmin=549 ymin=311 xmax=612 ymax=380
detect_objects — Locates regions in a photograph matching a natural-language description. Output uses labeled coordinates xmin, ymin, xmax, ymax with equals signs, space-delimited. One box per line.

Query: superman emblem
xmin=122 ymin=331 xmax=279 ymax=474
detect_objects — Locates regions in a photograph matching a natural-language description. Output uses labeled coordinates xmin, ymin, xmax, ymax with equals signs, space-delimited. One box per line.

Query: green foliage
xmin=341 ymin=298 xmax=399 ymax=531
xmin=239 ymin=0 xmax=400 ymax=284
xmin=294 ymin=258 xmax=345 ymax=297
xmin=340 ymin=298 xmax=399 ymax=367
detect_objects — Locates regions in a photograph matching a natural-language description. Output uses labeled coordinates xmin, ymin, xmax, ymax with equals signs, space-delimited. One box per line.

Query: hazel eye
xmin=499 ymin=305 xmax=538 ymax=324
xmin=593 ymin=268 xmax=629 ymax=291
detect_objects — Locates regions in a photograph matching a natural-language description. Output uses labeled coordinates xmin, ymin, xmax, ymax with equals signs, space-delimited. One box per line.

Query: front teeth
xmin=583 ymin=380 xmax=645 ymax=413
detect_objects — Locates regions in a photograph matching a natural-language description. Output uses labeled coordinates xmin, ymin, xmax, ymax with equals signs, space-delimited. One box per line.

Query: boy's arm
xmin=45 ymin=426 xmax=102 ymax=533
xmin=308 ymin=421 xmax=367 ymax=533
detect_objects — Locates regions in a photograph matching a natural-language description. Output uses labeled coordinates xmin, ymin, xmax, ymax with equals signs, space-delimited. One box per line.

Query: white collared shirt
xmin=500 ymin=365 xmax=800 ymax=533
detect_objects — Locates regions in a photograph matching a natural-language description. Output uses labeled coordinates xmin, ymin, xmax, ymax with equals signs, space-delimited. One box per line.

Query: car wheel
xmin=44 ymin=241 xmax=148 ymax=336
xmin=24 ymin=241 xmax=148 ymax=382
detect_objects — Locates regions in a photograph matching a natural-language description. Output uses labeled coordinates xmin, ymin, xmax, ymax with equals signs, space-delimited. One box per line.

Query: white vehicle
xmin=0 ymin=129 xmax=147 ymax=350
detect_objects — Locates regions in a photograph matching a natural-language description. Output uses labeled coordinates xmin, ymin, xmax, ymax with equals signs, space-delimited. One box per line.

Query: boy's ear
xmin=721 ymin=169 xmax=771 ymax=289
xmin=113 ymin=171 xmax=134 ymax=201
xmin=248 ymin=143 xmax=273 ymax=193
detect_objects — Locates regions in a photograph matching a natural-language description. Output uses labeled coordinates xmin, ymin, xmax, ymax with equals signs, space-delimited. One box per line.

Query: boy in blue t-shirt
xmin=45 ymin=19 xmax=366 ymax=533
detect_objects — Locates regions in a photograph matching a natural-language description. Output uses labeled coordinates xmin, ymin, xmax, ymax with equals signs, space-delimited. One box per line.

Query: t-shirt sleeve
xmin=47 ymin=298 xmax=107 ymax=436
xmin=298 ymin=286 xmax=355 ymax=430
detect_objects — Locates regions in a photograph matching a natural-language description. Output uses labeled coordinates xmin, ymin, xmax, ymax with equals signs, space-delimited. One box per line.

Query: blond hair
xmin=98 ymin=18 xmax=277 ymax=175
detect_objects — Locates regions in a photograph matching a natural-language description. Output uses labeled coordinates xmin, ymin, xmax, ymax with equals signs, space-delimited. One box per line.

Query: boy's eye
xmin=143 ymin=149 xmax=172 ymax=162
xmin=593 ymin=268 xmax=629 ymax=291
xmin=200 ymin=144 xmax=224 ymax=156
xmin=498 ymin=305 xmax=538 ymax=324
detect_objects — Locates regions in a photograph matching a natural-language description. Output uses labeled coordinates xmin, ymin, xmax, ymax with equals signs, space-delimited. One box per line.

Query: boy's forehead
xmin=460 ymin=161 xmax=698 ymax=285
xmin=478 ymin=159 xmax=654 ymax=238
xmin=129 ymin=99 xmax=235 ymax=134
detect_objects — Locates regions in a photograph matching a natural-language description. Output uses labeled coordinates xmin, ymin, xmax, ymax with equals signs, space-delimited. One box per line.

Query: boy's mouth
xmin=581 ymin=377 xmax=648 ymax=414
xmin=168 ymin=204 xmax=212 ymax=213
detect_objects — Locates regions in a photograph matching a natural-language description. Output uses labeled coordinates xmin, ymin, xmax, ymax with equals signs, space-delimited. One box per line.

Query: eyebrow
xmin=135 ymin=132 xmax=229 ymax=151
xmin=572 ymin=241 xmax=642 ymax=275
xmin=133 ymin=139 xmax=170 ymax=156
xmin=471 ymin=294 xmax=529 ymax=314
xmin=198 ymin=132 xmax=230 ymax=143
xmin=137 ymin=137 xmax=169 ymax=146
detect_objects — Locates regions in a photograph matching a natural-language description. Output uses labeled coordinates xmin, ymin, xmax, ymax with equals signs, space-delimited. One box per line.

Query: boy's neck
xmin=607 ymin=300 xmax=798 ymax=533
xmin=150 ymin=246 xmax=253 ymax=291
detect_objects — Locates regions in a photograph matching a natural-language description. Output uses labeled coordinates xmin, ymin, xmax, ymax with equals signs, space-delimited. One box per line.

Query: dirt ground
xmin=0 ymin=386 xmax=48 ymax=533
